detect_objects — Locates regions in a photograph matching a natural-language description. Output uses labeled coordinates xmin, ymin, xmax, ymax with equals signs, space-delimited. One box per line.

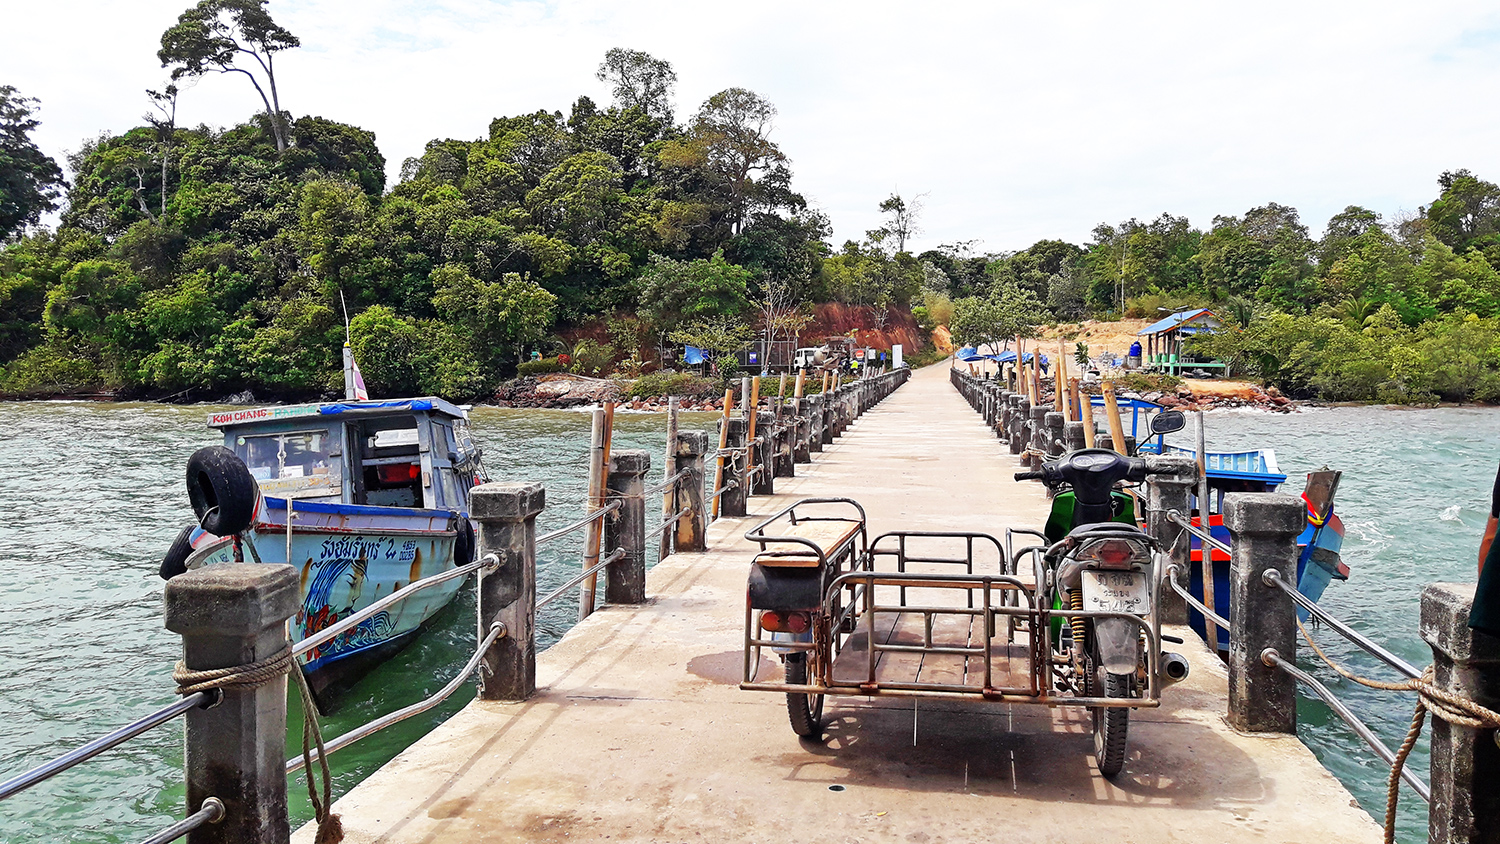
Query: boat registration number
xmin=1081 ymin=570 xmax=1149 ymax=616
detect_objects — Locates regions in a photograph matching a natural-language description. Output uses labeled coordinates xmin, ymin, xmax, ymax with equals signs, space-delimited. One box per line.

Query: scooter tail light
xmin=1080 ymin=539 xmax=1145 ymax=569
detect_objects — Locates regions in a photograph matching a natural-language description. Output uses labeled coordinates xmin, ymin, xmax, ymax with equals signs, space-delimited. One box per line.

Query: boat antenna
xmin=339 ymin=288 xmax=351 ymax=344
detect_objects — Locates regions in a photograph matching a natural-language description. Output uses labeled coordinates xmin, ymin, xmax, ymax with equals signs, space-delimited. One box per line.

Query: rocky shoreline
xmin=491 ymin=375 xmax=727 ymax=412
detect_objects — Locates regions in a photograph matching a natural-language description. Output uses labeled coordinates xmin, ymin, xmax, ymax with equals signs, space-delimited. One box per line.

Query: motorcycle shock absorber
xmin=1069 ymin=590 xmax=1088 ymax=652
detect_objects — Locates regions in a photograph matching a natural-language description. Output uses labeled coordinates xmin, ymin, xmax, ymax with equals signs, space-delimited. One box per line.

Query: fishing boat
xmin=161 ymin=396 xmax=488 ymax=704
xmin=1161 ymin=444 xmax=1348 ymax=652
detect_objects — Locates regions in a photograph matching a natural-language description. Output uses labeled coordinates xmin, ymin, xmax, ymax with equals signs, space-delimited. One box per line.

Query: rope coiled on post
xmin=1296 ymin=619 xmax=1500 ymax=844
xmin=174 ymin=643 xmax=344 ymax=844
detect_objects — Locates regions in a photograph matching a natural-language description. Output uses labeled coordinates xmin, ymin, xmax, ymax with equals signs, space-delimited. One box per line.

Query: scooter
xmin=1013 ymin=411 xmax=1189 ymax=776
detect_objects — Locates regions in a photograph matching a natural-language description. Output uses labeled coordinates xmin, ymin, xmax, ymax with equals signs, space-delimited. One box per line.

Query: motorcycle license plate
xmin=1081 ymin=570 xmax=1149 ymax=616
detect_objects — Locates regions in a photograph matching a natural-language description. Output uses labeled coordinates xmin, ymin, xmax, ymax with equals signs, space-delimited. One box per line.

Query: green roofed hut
xmin=1138 ymin=307 xmax=1228 ymax=376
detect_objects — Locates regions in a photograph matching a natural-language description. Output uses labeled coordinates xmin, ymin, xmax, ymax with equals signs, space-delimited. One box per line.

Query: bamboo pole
xmin=1196 ymin=410 xmax=1219 ymax=652
xmin=1101 ymin=381 xmax=1127 ymax=456
xmin=778 ymin=372 xmax=787 ymax=398
xmin=1055 ymin=339 xmax=1067 ymax=414
xmin=711 ymin=390 xmax=733 ymax=520
xmin=794 ymin=370 xmax=805 ymax=399
xmin=1080 ymin=384 xmax=1097 ymax=448
xmin=1068 ymin=377 xmax=1081 ymax=424
xmin=580 ymin=403 xmax=614 ymax=620
xmin=659 ymin=397 xmax=679 ymax=561
xmin=821 ymin=370 xmax=830 ymax=394
xmin=747 ymin=376 xmax=761 ymax=445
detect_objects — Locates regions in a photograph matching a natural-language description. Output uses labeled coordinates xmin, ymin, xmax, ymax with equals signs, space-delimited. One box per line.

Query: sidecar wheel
xmin=784 ymin=654 xmax=824 ymax=738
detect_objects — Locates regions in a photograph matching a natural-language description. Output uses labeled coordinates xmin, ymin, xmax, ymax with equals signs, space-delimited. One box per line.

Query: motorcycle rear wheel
xmin=1089 ymin=649 xmax=1135 ymax=778
xmin=785 ymin=654 xmax=825 ymax=738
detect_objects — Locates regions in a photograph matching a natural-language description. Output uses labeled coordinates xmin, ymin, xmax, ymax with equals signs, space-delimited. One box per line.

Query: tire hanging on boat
xmin=185 ymin=446 xmax=259 ymax=536
xmin=453 ymin=517 xmax=476 ymax=565
xmin=158 ymin=524 xmax=196 ymax=580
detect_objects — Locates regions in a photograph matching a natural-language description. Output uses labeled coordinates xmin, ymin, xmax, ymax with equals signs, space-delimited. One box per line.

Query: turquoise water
xmin=1170 ymin=405 xmax=1500 ymax=843
xmin=0 ymin=402 xmax=716 ymax=842
xmin=0 ymin=400 xmax=1491 ymax=842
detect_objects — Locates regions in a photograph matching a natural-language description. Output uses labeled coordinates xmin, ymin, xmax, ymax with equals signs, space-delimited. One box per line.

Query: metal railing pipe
xmin=292 ymin=553 xmax=499 ymax=658
xmin=537 ymin=548 xmax=628 ymax=611
xmin=1166 ymin=509 xmax=1232 ymax=557
xmin=1263 ymin=569 xmax=1422 ymax=680
xmin=288 ymin=623 xmax=506 ymax=773
xmin=1263 ymin=649 xmax=1430 ymax=801
xmin=136 ymin=797 xmax=225 ymax=844
xmin=0 ymin=692 xmax=211 ymax=800
xmin=536 ymin=501 xmax=620 ymax=545
xmin=1163 ymin=564 xmax=1230 ymax=630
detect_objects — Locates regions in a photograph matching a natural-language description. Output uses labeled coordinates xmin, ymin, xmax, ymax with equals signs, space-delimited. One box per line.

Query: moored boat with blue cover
xmin=162 ymin=396 xmax=488 ymax=704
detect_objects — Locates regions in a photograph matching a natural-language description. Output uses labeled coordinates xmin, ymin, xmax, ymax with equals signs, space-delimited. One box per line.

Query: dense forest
xmin=5 ymin=0 xmax=1500 ymax=405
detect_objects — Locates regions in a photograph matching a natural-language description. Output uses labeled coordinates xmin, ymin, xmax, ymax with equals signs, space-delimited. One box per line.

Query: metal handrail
xmin=537 ymin=501 xmax=621 ymax=545
xmin=1263 ymin=569 xmax=1422 ymax=680
xmin=643 ymin=469 xmax=689 ymax=497
xmin=1263 ymin=648 xmax=1430 ymax=802
xmin=1163 ymin=564 xmax=1229 ymax=629
xmin=0 ymin=691 xmax=213 ymax=801
xmin=287 ymin=623 xmax=506 ymax=773
xmin=293 ymin=553 xmax=499 ymax=658
xmin=1165 ymin=510 xmax=1232 ymax=557
xmin=138 ymin=797 xmax=225 ymax=844
xmin=708 ymin=481 xmax=737 ymax=501
xmin=648 ymin=509 xmax=690 ymax=539
xmin=537 ymin=547 xmax=628 ymax=610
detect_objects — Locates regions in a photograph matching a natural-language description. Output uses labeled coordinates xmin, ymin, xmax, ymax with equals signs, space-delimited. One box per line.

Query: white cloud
xmin=5 ymin=0 xmax=1500 ymax=251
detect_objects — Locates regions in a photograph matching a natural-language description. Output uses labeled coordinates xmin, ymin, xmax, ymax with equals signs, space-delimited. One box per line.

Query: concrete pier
xmin=298 ymin=364 xmax=1380 ymax=844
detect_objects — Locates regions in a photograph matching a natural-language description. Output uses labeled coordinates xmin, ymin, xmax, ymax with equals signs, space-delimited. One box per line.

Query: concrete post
xmin=674 ymin=431 xmax=708 ymax=552
xmin=1223 ymin=492 xmax=1305 ymax=733
xmin=825 ymin=389 xmax=839 ymax=439
xmin=604 ymin=450 xmax=649 ymax=605
xmin=1099 ymin=433 xmax=1137 ymax=455
xmin=719 ymin=417 xmax=748 ymax=518
xmin=807 ymin=395 xmax=824 ymax=454
xmin=1044 ymin=411 xmax=1065 ymax=459
xmin=164 ymin=563 xmax=299 ymax=844
xmin=793 ymin=400 xmax=812 ymax=464
xmin=1064 ymin=420 xmax=1086 ymax=453
xmin=773 ymin=412 xmax=795 ymax=478
xmin=1028 ymin=405 xmax=1049 ymax=470
xmin=753 ymin=411 xmax=776 ymax=495
xmin=471 ymin=481 xmax=545 ymax=700
xmin=1011 ymin=398 xmax=1029 ymax=455
xmin=1144 ymin=455 xmax=1197 ymax=625
xmin=1421 ymin=582 xmax=1500 ymax=844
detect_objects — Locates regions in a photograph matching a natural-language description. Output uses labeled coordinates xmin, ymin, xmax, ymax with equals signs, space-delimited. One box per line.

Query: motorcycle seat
xmin=1066 ymin=522 xmax=1147 ymax=540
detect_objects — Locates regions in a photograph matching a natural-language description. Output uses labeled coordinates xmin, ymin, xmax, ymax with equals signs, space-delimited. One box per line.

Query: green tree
xmin=949 ymin=280 xmax=1048 ymax=350
xmin=691 ymin=88 xmax=792 ymax=234
xmin=0 ymin=87 xmax=65 ymax=240
xmin=595 ymin=48 xmax=677 ymax=125
xmin=159 ymin=0 xmax=299 ymax=151
xmin=637 ymin=250 xmax=752 ymax=335
xmin=867 ymin=192 xmax=923 ymax=253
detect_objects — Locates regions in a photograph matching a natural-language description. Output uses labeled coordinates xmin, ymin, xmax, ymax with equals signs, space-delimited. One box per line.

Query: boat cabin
xmin=206 ymin=398 xmax=484 ymax=514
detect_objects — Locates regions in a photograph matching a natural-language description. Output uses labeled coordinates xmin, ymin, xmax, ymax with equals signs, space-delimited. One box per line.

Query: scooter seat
xmin=1066 ymin=522 xmax=1147 ymax=540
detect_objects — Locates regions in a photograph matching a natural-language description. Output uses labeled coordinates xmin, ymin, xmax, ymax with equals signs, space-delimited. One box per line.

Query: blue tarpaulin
xmin=683 ymin=345 xmax=705 ymax=365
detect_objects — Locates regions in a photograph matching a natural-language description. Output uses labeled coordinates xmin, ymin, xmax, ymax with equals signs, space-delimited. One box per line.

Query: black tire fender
xmin=186 ymin=446 xmax=259 ymax=536
xmin=159 ymin=524 xmax=196 ymax=580
xmin=454 ymin=517 xmax=476 ymax=565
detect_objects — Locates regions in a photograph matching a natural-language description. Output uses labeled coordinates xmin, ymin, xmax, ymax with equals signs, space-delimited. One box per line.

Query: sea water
xmin=0 ymin=400 xmax=1494 ymax=842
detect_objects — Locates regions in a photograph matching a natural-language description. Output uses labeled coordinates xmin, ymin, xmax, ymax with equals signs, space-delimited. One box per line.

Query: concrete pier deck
xmin=301 ymin=363 xmax=1382 ymax=843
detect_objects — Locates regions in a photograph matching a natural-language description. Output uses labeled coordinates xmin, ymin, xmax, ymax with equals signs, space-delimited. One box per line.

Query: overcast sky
xmin=6 ymin=0 xmax=1500 ymax=254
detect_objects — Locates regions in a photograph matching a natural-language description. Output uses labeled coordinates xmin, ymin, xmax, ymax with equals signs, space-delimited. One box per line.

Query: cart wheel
xmin=1091 ymin=658 xmax=1134 ymax=779
xmin=784 ymin=654 xmax=824 ymax=738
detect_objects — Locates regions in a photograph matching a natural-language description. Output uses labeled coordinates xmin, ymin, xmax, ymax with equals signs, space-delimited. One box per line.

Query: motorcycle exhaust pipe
xmin=1161 ymin=652 xmax=1191 ymax=686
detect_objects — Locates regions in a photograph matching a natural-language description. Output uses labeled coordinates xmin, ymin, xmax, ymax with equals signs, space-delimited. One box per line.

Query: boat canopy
xmin=207 ymin=397 xmax=469 ymax=428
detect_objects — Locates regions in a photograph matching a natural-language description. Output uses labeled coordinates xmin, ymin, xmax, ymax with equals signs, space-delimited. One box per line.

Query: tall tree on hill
xmin=691 ymin=88 xmax=790 ymax=235
xmin=868 ymin=192 xmax=924 ymax=253
xmin=0 ymin=87 xmax=65 ymax=240
xmin=158 ymin=0 xmax=299 ymax=152
xmin=595 ymin=48 xmax=677 ymax=125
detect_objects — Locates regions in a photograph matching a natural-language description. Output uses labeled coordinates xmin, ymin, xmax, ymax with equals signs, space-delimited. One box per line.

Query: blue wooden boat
xmin=1162 ymin=444 xmax=1348 ymax=652
xmin=167 ymin=397 xmax=488 ymax=703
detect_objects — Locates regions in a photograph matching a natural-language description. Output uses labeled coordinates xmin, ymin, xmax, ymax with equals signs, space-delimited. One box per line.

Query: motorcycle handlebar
xmin=1014 ymin=470 xmax=1044 ymax=482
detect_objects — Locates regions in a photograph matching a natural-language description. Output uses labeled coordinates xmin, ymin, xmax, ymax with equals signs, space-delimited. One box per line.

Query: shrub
xmin=1114 ymin=372 xmax=1183 ymax=393
xmin=569 ymin=339 xmax=614 ymax=376
xmin=517 ymin=357 xmax=565 ymax=377
xmin=626 ymin=370 xmax=721 ymax=399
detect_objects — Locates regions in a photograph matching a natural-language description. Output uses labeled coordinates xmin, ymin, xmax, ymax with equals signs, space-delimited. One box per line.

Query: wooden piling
xmin=1196 ymin=409 xmax=1217 ymax=652
xmin=659 ymin=398 xmax=679 ymax=561
xmin=1100 ymin=381 xmax=1127 ymax=456
xmin=580 ymin=403 xmax=614 ymax=621
xmin=711 ymin=390 xmax=733 ymax=520
xmin=1080 ymin=385 xmax=1096 ymax=448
